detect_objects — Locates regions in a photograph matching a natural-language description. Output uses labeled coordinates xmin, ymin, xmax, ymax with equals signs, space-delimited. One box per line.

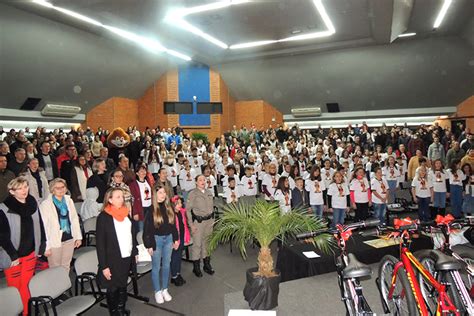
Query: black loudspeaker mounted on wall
xmin=326 ymin=103 xmax=340 ymax=113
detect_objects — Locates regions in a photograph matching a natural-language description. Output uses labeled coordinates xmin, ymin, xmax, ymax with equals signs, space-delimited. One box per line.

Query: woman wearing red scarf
xmin=96 ymin=187 xmax=137 ymax=315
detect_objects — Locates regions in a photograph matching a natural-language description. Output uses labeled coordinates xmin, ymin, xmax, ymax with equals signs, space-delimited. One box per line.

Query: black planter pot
xmin=243 ymin=267 xmax=281 ymax=310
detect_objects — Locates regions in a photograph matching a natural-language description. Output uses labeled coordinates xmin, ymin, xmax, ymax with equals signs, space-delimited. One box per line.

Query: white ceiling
xmin=0 ymin=0 xmax=473 ymax=115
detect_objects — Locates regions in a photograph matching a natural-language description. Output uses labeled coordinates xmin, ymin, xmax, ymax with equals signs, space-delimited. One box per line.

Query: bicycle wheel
xmin=415 ymin=250 xmax=438 ymax=313
xmin=452 ymin=244 xmax=474 ymax=295
xmin=416 ymin=250 xmax=465 ymax=314
xmin=342 ymin=278 xmax=357 ymax=316
xmin=378 ymin=254 xmax=419 ymax=315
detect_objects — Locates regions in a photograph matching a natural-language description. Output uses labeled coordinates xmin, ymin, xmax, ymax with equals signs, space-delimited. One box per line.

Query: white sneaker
xmin=162 ymin=288 xmax=172 ymax=302
xmin=155 ymin=290 xmax=164 ymax=304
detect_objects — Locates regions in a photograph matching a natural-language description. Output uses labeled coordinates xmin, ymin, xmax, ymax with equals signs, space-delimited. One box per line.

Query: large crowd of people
xmin=0 ymin=121 xmax=473 ymax=315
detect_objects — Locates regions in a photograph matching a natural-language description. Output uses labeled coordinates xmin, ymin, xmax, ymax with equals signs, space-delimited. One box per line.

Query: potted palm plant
xmin=209 ymin=200 xmax=333 ymax=310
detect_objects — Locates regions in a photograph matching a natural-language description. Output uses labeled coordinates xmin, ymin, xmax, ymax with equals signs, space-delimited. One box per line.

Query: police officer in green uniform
xmin=186 ymin=174 xmax=215 ymax=277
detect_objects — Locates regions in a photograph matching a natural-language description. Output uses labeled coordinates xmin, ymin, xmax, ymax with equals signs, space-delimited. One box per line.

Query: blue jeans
xmin=463 ymin=192 xmax=473 ymax=214
xmin=387 ymin=180 xmax=398 ymax=203
xmin=311 ymin=205 xmax=324 ymax=218
xmin=151 ymin=234 xmax=173 ymax=292
xmin=170 ymin=243 xmax=184 ymax=278
xmin=373 ymin=203 xmax=387 ymax=225
xmin=332 ymin=208 xmax=345 ymax=229
xmin=433 ymin=191 xmax=446 ymax=208
xmin=417 ymin=197 xmax=431 ymax=221
xmin=450 ymin=185 xmax=463 ymax=218
xmin=182 ymin=191 xmax=190 ymax=206
xmin=134 ymin=220 xmax=144 ymax=233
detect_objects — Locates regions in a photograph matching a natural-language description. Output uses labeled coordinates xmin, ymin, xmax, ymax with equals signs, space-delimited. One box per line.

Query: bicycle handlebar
xmin=296 ymin=219 xmax=380 ymax=240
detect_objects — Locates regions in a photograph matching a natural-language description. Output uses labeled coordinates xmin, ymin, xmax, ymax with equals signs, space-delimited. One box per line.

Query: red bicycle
xmin=377 ymin=217 xmax=460 ymax=315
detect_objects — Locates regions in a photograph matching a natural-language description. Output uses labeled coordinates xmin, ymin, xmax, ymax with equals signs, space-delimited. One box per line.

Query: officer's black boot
xmin=193 ymin=260 xmax=203 ymax=277
xmin=117 ymin=287 xmax=130 ymax=316
xmin=203 ymin=257 xmax=215 ymax=275
xmin=106 ymin=288 xmax=120 ymax=316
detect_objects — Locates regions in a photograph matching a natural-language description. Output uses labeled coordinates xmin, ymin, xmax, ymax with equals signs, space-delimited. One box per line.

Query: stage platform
xmin=224 ymin=263 xmax=389 ymax=316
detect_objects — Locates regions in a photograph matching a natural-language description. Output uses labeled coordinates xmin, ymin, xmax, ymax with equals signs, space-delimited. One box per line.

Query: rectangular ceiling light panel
xmin=32 ymin=0 xmax=191 ymax=61
xmin=165 ymin=0 xmax=335 ymax=50
xmin=433 ymin=0 xmax=453 ymax=28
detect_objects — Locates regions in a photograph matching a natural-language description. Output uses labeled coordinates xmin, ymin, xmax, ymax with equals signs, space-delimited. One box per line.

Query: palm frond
xmin=208 ymin=200 xmax=335 ymax=259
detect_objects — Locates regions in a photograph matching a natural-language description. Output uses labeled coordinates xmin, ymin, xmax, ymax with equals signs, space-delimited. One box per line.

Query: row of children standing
xmin=411 ymin=159 xmax=473 ymax=221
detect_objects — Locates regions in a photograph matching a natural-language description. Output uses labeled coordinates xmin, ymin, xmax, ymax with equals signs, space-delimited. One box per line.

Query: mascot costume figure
xmin=107 ymin=128 xmax=131 ymax=164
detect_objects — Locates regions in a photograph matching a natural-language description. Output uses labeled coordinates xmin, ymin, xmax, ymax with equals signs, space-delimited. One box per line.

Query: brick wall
xmin=235 ymin=100 xmax=265 ymax=128
xmin=85 ymin=68 xmax=283 ymax=140
xmin=436 ymin=95 xmax=474 ymax=131
xmin=85 ymin=97 xmax=138 ymax=131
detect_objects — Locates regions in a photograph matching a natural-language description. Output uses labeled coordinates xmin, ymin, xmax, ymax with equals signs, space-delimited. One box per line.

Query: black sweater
xmin=0 ymin=195 xmax=46 ymax=260
xmin=143 ymin=203 xmax=178 ymax=250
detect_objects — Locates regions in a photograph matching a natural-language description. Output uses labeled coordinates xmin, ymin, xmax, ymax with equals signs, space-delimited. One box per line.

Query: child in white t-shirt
xmin=447 ymin=160 xmax=466 ymax=218
xmin=305 ymin=165 xmax=326 ymax=218
xmin=262 ymin=163 xmax=280 ymax=201
xmin=371 ymin=167 xmax=389 ymax=225
xmin=224 ymin=177 xmax=241 ymax=204
xmin=179 ymin=160 xmax=196 ymax=203
xmin=349 ymin=167 xmax=371 ymax=221
xmin=274 ymin=176 xmax=292 ymax=214
xmin=429 ymin=159 xmax=448 ymax=217
xmin=411 ymin=166 xmax=433 ymax=221
xmin=327 ymin=171 xmax=350 ymax=229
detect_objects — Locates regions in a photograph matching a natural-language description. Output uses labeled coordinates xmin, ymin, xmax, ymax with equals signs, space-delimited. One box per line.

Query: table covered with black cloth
xmin=276 ymin=235 xmax=433 ymax=282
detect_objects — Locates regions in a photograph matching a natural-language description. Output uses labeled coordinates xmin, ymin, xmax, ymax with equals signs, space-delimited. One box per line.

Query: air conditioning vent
xmin=291 ymin=107 xmax=321 ymax=117
xmin=41 ymin=104 xmax=81 ymax=117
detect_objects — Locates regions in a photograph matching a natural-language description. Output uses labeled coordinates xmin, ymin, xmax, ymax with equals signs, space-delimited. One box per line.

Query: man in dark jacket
xmin=7 ymin=148 xmax=27 ymax=176
xmin=59 ymin=144 xmax=77 ymax=188
xmin=0 ymin=154 xmax=15 ymax=202
xmin=291 ymin=177 xmax=310 ymax=210
xmin=36 ymin=141 xmax=59 ymax=182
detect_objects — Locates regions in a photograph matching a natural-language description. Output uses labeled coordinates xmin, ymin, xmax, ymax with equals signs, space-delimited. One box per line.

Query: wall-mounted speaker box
xmin=326 ymin=103 xmax=340 ymax=113
xmin=164 ymin=102 xmax=193 ymax=114
xmin=197 ymin=102 xmax=223 ymax=114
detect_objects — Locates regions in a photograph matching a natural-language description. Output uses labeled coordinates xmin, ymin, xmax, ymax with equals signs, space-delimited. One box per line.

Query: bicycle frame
xmin=429 ymin=218 xmax=474 ymax=314
xmin=334 ymin=224 xmax=373 ymax=315
xmin=388 ymin=233 xmax=459 ymax=316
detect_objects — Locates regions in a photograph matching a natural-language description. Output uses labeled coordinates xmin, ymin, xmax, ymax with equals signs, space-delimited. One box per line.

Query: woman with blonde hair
xmin=96 ymin=187 xmax=137 ymax=315
xmin=0 ymin=177 xmax=47 ymax=315
xmin=39 ymin=178 xmax=82 ymax=272
xmin=143 ymin=182 xmax=179 ymax=304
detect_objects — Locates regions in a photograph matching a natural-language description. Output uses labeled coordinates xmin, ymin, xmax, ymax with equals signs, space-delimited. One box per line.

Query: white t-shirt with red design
xmin=239 ymin=175 xmax=258 ymax=196
xmin=305 ymin=179 xmax=326 ymax=206
xmin=349 ymin=178 xmax=370 ymax=203
xmin=411 ymin=176 xmax=433 ymax=198
xmin=262 ymin=173 xmax=280 ymax=200
xmin=447 ymin=169 xmax=466 ymax=187
xmin=224 ymin=186 xmax=241 ymax=204
xmin=137 ymin=180 xmax=152 ymax=207
xmin=327 ymin=183 xmax=349 ymax=209
xmin=428 ymin=170 xmax=447 ymax=192
xmin=371 ymin=177 xmax=389 ymax=204
xmin=274 ymin=189 xmax=292 ymax=213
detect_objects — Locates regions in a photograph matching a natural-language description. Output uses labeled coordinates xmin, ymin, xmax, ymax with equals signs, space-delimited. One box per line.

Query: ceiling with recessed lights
xmin=0 ymin=0 xmax=473 ymax=116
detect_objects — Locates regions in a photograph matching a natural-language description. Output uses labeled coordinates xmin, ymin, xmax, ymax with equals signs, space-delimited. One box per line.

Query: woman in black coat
xmin=96 ymin=187 xmax=137 ymax=315
xmin=87 ymin=158 xmax=108 ymax=203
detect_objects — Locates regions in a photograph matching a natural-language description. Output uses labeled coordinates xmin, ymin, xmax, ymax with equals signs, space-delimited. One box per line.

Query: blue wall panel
xmin=178 ymin=65 xmax=210 ymax=126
